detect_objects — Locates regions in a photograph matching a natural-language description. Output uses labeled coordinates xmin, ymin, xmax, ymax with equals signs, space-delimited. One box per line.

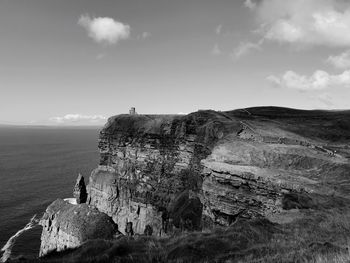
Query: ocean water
xmin=0 ymin=126 xmax=100 ymax=261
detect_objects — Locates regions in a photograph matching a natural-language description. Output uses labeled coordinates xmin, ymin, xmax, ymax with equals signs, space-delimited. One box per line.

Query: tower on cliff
xmin=129 ymin=107 xmax=136 ymax=115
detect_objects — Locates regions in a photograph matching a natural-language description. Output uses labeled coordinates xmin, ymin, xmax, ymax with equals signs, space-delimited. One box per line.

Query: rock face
xmin=87 ymin=112 xmax=220 ymax=236
xmin=87 ymin=108 xmax=350 ymax=233
xmin=73 ymin=174 xmax=87 ymax=204
xmin=39 ymin=199 xmax=118 ymax=257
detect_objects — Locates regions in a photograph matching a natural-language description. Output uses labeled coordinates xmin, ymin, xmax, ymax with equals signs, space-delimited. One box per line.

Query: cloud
xmin=141 ymin=32 xmax=151 ymax=39
xmin=50 ymin=114 xmax=106 ymax=124
xmin=215 ymin=25 xmax=223 ymax=35
xmin=232 ymin=40 xmax=263 ymax=58
xmin=244 ymin=0 xmax=257 ymax=9
xmin=266 ymin=75 xmax=282 ymax=87
xmin=249 ymin=0 xmax=350 ymax=47
xmin=78 ymin=14 xmax=130 ymax=44
xmin=137 ymin=32 xmax=151 ymax=40
xmin=96 ymin=53 xmax=106 ymax=60
xmin=327 ymin=50 xmax=350 ymax=69
xmin=317 ymin=92 xmax=335 ymax=107
xmin=267 ymin=70 xmax=350 ymax=90
xmin=211 ymin=44 xmax=222 ymax=55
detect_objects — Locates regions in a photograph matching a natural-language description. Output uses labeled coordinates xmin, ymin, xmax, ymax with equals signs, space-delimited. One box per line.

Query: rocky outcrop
xmin=39 ymin=199 xmax=118 ymax=257
xmin=87 ymin=112 xmax=229 ymax=236
xmin=73 ymin=174 xmax=87 ymax=204
xmin=87 ymin=108 xmax=350 ymax=233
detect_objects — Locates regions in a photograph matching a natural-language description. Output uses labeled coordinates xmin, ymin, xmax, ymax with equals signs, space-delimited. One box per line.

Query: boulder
xmin=39 ymin=199 xmax=119 ymax=257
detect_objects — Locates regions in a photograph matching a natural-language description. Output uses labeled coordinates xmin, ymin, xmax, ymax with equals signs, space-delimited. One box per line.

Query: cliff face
xmin=87 ymin=112 xmax=222 ymax=235
xmin=87 ymin=108 xmax=350 ymax=234
xmin=39 ymin=199 xmax=118 ymax=257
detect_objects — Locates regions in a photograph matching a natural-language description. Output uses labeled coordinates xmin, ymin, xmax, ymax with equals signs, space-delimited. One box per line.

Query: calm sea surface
xmin=0 ymin=126 xmax=100 ymax=260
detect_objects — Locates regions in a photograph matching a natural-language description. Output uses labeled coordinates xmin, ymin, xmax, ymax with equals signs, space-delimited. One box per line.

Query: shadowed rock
xmin=125 ymin=222 xmax=134 ymax=237
xmin=144 ymin=224 xmax=153 ymax=236
xmin=282 ymin=192 xmax=316 ymax=210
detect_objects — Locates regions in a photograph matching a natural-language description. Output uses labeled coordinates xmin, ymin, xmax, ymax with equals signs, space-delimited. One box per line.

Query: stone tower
xmin=129 ymin=107 xmax=136 ymax=115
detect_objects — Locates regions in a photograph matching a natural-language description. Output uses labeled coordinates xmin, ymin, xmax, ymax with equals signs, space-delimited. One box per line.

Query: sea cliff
xmin=39 ymin=107 xmax=350 ymax=257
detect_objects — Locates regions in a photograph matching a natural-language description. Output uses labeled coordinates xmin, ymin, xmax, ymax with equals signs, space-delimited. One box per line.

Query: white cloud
xmin=266 ymin=75 xmax=282 ymax=87
xmin=78 ymin=14 xmax=130 ymax=44
xmin=244 ymin=0 xmax=257 ymax=9
xmin=50 ymin=114 xmax=106 ymax=124
xmin=267 ymin=70 xmax=350 ymax=90
xmin=232 ymin=40 xmax=263 ymax=58
xmin=141 ymin=32 xmax=151 ymax=39
xmin=215 ymin=25 xmax=223 ymax=35
xmin=327 ymin=50 xmax=350 ymax=69
xmin=211 ymin=44 xmax=222 ymax=55
xmin=250 ymin=0 xmax=350 ymax=47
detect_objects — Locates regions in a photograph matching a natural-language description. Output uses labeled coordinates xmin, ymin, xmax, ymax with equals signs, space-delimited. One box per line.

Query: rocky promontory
xmin=39 ymin=199 xmax=119 ymax=256
xmin=39 ymin=107 xmax=350 ymax=258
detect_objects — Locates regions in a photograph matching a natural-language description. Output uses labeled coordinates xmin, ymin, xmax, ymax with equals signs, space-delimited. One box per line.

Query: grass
xmin=12 ymin=205 xmax=350 ymax=263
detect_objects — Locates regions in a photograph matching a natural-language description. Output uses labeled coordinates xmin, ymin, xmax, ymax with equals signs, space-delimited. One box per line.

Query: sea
xmin=0 ymin=126 xmax=101 ymax=262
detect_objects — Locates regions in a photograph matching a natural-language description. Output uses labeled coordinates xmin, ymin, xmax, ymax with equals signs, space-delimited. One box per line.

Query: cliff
xmin=38 ymin=107 xmax=350 ymax=257
xmin=87 ymin=107 xmax=350 ymax=234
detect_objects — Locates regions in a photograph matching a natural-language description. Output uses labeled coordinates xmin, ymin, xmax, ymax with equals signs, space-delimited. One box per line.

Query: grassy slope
xmin=16 ymin=205 xmax=350 ymax=263
xmin=230 ymin=107 xmax=350 ymax=143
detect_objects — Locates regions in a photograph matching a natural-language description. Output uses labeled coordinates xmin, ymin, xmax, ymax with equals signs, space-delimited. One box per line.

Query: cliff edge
xmin=88 ymin=107 xmax=350 ymax=234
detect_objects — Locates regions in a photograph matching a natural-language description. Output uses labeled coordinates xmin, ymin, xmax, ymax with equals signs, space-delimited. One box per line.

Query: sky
xmin=1 ymin=0 xmax=350 ymax=125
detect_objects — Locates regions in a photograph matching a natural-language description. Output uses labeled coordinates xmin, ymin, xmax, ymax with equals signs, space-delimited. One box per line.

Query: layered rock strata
xmin=87 ymin=108 xmax=350 ymax=233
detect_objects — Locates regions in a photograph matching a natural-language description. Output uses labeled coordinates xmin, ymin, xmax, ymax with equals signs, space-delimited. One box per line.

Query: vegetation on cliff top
xmin=12 ymin=204 xmax=350 ymax=263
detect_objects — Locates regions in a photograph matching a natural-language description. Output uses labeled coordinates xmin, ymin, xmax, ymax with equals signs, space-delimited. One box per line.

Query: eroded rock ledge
xmin=39 ymin=199 xmax=118 ymax=257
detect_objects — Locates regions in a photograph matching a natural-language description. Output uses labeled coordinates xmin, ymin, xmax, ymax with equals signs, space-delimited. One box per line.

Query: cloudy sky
xmin=1 ymin=0 xmax=350 ymax=125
